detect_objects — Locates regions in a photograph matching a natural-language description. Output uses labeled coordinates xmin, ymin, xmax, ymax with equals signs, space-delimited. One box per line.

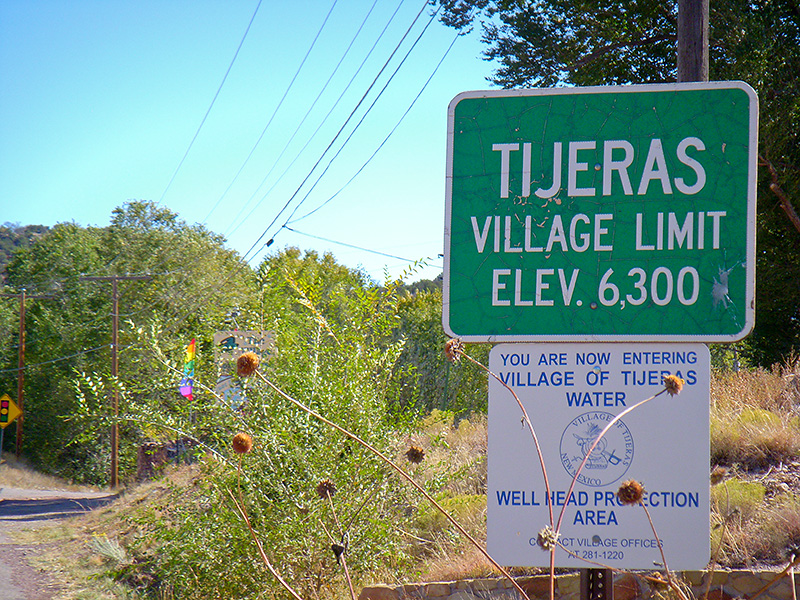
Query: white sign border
xmin=486 ymin=342 xmax=711 ymax=571
xmin=442 ymin=81 xmax=758 ymax=343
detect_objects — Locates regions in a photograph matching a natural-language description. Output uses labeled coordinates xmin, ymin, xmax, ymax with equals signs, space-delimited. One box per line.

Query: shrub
xmin=711 ymin=478 xmax=766 ymax=521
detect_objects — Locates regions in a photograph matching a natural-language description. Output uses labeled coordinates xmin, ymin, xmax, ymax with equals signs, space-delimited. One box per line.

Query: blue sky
xmin=0 ymin=0 xmax=496 ymax=282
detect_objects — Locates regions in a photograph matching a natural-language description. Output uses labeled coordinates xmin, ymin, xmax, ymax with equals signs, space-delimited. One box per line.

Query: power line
xmin=152 ymin=4 xmax=446 ymax=336
xmin=288 ymin=31 xmax=460 ymax=225
xmin=159 ymin=0 xmax=265 ymax=204
xmin=270 ymin=7 xmax=444 ymax=234
xmin=130 ymin=1 xmax=432 ymax=333
xmin=219 ymin=0 xmax=387 ymax=238
xmin=281 ymin=226 xmax=413 ymax=261
xmin=246 ymin=3 xmax=445 ymax=264
xmin=0 ymin=345 xmax=107 ymax=375
xmin=107 ymin=2 xmax=442 ymax=339
xmin=201 ymin=0 xmax=340 ymax=224
xmin=240 ymin=0 xmax=433 ymax=264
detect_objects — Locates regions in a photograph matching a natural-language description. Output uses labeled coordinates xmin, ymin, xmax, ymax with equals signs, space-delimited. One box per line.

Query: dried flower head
xmin=232 ymin=432 xmax=253 ymax=454
xmin=537 ymin=525 xmax=560 ymax=550
xmin=445 ymin=338 xmax=464 ymax=363
xmin=617 ymin=479 xmax=645 ymax=505
xmin=405 ymin=445 xmax=425 ymax=464
xmin=710 ymin=466 xmax=728 ymax=486
xmin=316 ymin=479 xmax=337 ymax=500
xmin=237 ymin=351 xmax=260 ymax=377
xmin=662 ymin=374 xmax=685 ymax=396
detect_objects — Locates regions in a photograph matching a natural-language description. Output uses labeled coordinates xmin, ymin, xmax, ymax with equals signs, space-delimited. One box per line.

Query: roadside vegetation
xmin=2 ymin=203 xmax=800 ymax=598
xmin=6 ymin=357 xmax=800 ymax=599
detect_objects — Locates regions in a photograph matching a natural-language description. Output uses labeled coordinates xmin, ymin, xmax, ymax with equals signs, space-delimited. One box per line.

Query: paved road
xmin=0 ymin=487 xmax=117 ymax=600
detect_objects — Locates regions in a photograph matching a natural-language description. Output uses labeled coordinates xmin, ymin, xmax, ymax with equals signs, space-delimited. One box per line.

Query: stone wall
xmin=359 ymin=571 xmax=799 ymax=600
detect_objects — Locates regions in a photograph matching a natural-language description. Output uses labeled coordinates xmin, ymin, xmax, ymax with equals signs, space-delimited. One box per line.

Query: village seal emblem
xmin=559 ymin=411 xmax=634 ymax=487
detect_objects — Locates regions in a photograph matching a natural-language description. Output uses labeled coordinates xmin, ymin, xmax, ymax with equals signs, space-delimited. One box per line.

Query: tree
xmin=394 ymin=285 xmax=489 ymax=416
xmin=436 ymin=0 xmax=800 ymax=366
xmin=142 ymin=247 xmax=421 ymax=598
xmin=2 ymin=201 xmax=254 ymax=482
xmin=0 ymin=222 xmax=49 ymax=283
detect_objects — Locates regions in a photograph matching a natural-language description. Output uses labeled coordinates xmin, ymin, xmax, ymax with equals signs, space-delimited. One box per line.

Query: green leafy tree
xmin=394 ymin=286 xmax=488 ymax=416
xmin=140 ymin=248 xmax=421 ymax=598
xmin=0 ymin=222 xmax=49 ymax=283
xmin=436 ymin=0 xmax=800 ymax=366
xmin=3 ymin=201 xmax=254 ymax=482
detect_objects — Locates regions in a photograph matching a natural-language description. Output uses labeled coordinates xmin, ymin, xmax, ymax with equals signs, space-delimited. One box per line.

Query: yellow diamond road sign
xmin=0 ymin=393 xmax=22 ymax=429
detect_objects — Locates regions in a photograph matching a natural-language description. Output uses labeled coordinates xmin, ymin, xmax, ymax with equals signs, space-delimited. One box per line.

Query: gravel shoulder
xmin=0 ymin=487 xmax=117 ymax=600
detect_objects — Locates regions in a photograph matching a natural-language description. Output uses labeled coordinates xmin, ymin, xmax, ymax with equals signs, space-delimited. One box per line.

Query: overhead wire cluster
xmin=3 ymin=1 xmax=462 ymax=373
xmin=117 ymin=0 xmax=459 ymax=339
xmin=160 ymin=0 xmax=457 ymax=271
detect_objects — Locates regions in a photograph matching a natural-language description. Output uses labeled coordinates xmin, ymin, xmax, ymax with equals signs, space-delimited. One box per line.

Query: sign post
xmin=442 ymin=83 xmax=755 ymax=577
xmin=444 ymin=83 xmax=757 ymax=342
xmin=213 ymin=331 xmax=275 ymax=410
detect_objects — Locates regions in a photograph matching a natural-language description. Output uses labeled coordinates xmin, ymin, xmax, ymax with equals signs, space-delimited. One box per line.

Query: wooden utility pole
xmin=578 ymin=5 xmax=709 ymax=598
xmin=677 ymin=0 xmax=709 ymax=82
xmin=0 ymin=289 xmax=53 ymax=457
xmin=81 ymin=275 xmax=151 ymax=488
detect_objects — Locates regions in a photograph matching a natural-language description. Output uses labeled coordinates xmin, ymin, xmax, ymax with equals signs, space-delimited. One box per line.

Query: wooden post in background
xmin=678 ymin=0 xmax=709 ymax=82
xmin=81 ymin=274 xmax=151 ymax=488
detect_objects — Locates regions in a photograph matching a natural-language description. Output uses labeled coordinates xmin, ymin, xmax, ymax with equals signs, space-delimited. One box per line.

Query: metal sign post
xmin=582 ymin=568 xmax=614 ymax=600
xmin=212 ymin=330 xmax=275 ymax=410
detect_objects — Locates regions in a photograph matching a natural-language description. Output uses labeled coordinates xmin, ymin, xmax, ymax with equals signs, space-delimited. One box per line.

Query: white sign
xmin=488 ymin=343 xmax=709 ymax=570
xmin=213 ymin=330 xmax=275 ymax=361
xmin=214 ymin=376 xmax=246 ymax=411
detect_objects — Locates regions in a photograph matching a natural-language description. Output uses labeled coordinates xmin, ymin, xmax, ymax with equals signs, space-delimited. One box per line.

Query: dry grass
xmin=4 ymin=465 xmax=202 ymax=600
xmin=0 ymin=452 xmax=100 ymax=492
xmin=401 ymin=409 xmax=487 ymax=497
xmin=715 ymin=496 xmax=800 ymax=567
xmin=711 ymin=364 xmax=800 ymax=468
xmin=8 ymin=523 xmax=135 ymax=600
xmin=418 ymin=543 xmax=505 ymax=581
xmin=711 ymin=365 xmax=800 ymax=414
xmin=710 ymin=360 xmax=800 ymax=567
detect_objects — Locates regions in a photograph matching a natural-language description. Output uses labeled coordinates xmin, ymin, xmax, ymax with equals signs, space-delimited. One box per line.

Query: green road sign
xmin=443 ymin=83 xmax=757 ymax=342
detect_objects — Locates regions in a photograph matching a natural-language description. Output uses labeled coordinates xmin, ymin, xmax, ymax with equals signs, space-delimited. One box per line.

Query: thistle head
xmin=445 ymin=338 xmax=464 ymax=363
xmin=405 ymin=445 xmax=425 ymax=464
xmin=663 ymin=374 xmax=685 ymax=396
xmin=237 ymin=351 xmax=260 ymax=377
xmin=232 ymin=432 xmax=253 ymax=455
xmin=536 ymin=526 xmax=559 ymax=550
xmin=617 ymin=479 xmax=645 ymax=505
xmin=710 ymin=466 xmax=728 ymax=486
xmin=316 ymin=479 xmax=337 ymax=500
